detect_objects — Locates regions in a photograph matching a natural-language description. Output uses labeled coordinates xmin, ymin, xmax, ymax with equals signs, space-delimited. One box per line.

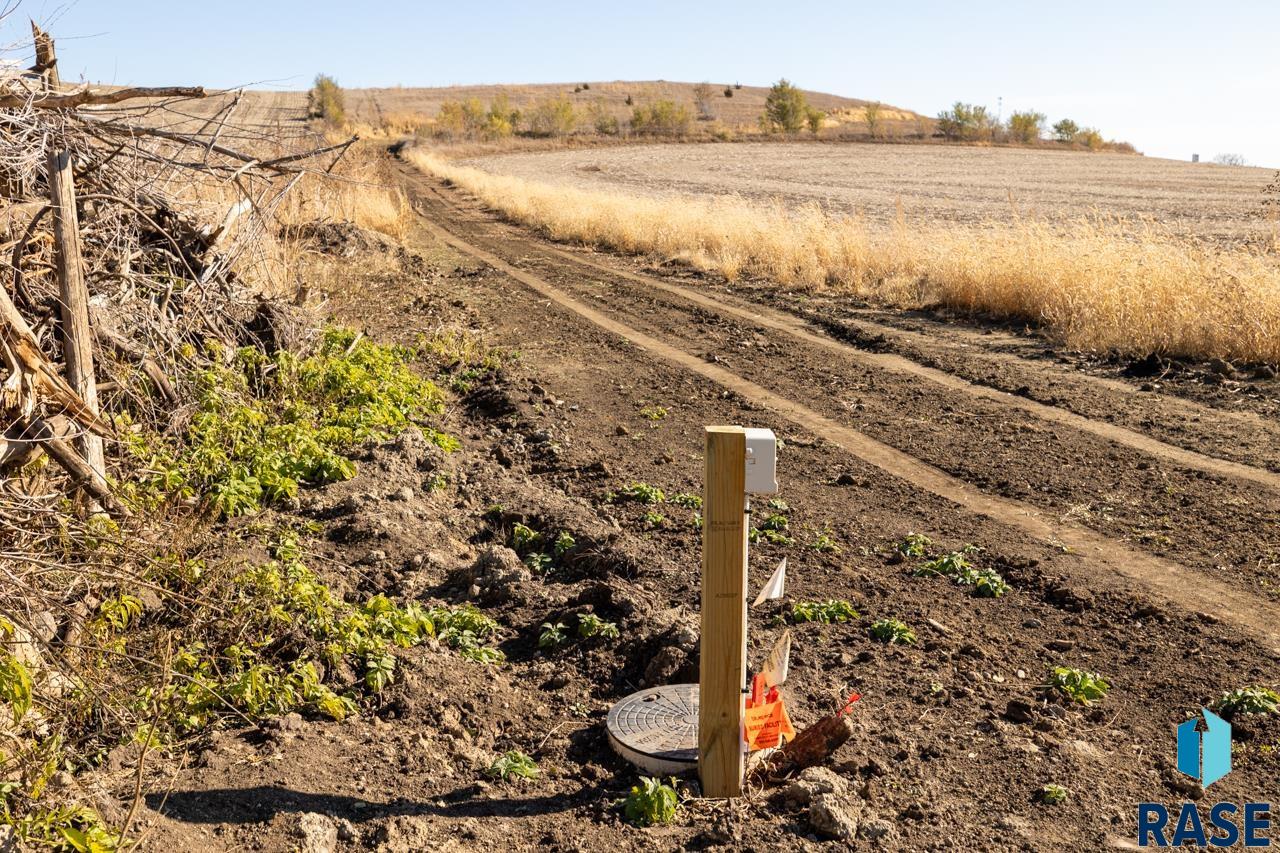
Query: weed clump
xmin=869 ymin=618 xmax=916 ymax=645
xmin=122 ymin=327 xmax=454 ymax=518
xmin=1212 ymin=686 xmax=1280 ymax=718
xmin=488 ymin=750 xmax=539 ymax=781
xmin=791 ymin=599 xmax=858 ymax=624
xmin=623 ymin=776 xmax=679 ymax=826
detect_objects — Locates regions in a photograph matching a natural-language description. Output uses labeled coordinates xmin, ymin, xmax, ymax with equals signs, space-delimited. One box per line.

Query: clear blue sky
xmin=15 ymin=0 xmax=1280 ymax=167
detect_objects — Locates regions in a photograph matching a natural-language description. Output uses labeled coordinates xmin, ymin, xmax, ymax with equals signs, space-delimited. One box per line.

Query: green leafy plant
xmin=639 ymin=405 xmax=668 ymax=421
xmin=670 ymin=493 xmax=702 ymax=509
xmin=488 ymin=750 xmax=539 ymax=781
xmin=791 ymin=600 xmax=858 ymax=624
xmin=913 ymin=545 xmax=1008 ymax=597
xmin=768 ymin=497 xmax=790 ymax=511
xmin=1047 ymin=667 xmax=1110 ymax=705
xmin=523 ymin=552 xmax=553 ymax=573
xmin=643 ymin=511 xmax=667 ymax=529
xmin=1039 ymin=783 xmax=1069 ymax=805
xmin=898 ymin=532 xmax=933 ymax=558
xmin=577 ymin=614 xmax=620 ymax=641
xmin=539 ymin=622 xmax=568 ymax=650
xmin=623 ymin=776 xmax=679 ymax=826
xmin=869 ymin=618 xmax=916 ymax=645
xmin=511 ymin=523 xmax=542 ymax=554
xmin=553 ymin=531 xmax=576 ymax=557
xmin=810 ymin=531 xmax=841 ymax=553
xmin=1213 ymin=686 xmax=1280 ymax=718
xmin=615 ymin=482 xmax=666 ymax=505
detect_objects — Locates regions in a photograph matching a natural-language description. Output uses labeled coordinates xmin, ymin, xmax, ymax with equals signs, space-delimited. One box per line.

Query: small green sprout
xmin=616 ymin=482 xmax=666 ymax=504
xmin=869 ymin=618 xmax=916 ymax=645
xmin=553 ymin=531 xmax=576 ymax=557
xmin=671 ymin=493 xmax=702 ymax=509
xmin=524 ymin=552 xmax=552 ymax=573
xmin=511 ymin=523 xmax=541 ymax=553
xmin=791 ymin=600 xmax=858 ymax=624
xmin=539 ymin=622 xmax=568 ymax=650
xmin=639 ymin=405 xmax=668 ymax=421
xmin=577 ymin=614 xmax=620 ymax=640
xmin=1039 ymin=784 xmax=1069 ymax=805
xmin=488 ymin=750 xmax=539 ymax=781
xmin=643 ymin=511 xmax=667 ymax=528
xmin=1047 ymin=667 xmax=1110 ymax=705
xmin=810 ymin=531 xmax=841 ymax=553
xmin=623 ymin=776 xmax=679 ymax=826
xmin=898 ymin=532 xmax=933 ymax=558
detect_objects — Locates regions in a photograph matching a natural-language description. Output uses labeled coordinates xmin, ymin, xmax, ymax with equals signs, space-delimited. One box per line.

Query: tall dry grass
xmin=407 ymin=150 xmax=1280 ymax=364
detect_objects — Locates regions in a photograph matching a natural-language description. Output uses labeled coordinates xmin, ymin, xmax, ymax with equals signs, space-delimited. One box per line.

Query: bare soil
xmin=467 ymin=142 xmax=1279 ymax=246
xmin=124 ymin=153 xmax=1280 ymax=852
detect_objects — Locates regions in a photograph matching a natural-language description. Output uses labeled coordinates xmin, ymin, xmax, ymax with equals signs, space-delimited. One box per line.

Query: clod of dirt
xmin=464 ymin=546 xmax=532 ymax=604
xmin=808 ymin=791 xmax=861 ymax=840
xmin=390 ymin=427 xmax=449 ymax=473
xmin=782 ymin=766 xmax=847 ymax=807
xmin=293 ymin=811 xmax=338 ymax=853
xmin=374 ymin=815 xmax=442 ymax=852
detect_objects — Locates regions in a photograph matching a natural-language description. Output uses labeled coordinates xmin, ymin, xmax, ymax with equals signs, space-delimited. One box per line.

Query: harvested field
xmin=468 ymin=142 xmax=1277 ymax=246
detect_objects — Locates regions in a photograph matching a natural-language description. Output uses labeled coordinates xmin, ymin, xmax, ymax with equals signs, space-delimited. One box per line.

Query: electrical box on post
xmin=743 ymin=428 xmax=778 ymax=494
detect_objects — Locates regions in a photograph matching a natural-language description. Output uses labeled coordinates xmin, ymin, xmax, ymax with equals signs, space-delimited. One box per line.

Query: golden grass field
xmin=409 ymin=146 xmax=1280 ymax=365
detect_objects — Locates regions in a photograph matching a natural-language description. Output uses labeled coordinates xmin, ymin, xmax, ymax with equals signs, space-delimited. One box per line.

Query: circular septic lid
xmin=606 ymin=684 xmax=699 ymax=774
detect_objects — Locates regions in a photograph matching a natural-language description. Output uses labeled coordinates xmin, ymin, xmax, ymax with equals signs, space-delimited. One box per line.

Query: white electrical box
xmin=743 ymin=427 xmax=778 ymax=494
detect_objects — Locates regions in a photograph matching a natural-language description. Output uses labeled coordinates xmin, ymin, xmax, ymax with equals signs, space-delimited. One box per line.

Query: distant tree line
xmin=934 ymin=102 xmax=1131 ymax=151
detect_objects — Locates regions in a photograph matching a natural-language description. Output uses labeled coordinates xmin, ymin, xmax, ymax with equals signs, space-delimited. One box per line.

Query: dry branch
xmin=0 ymin=86 xmax=207 ymax=111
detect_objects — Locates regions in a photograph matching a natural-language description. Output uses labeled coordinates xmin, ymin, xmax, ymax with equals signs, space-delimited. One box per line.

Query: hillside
xmin=223 ymin=81 xmax=924 ymax=133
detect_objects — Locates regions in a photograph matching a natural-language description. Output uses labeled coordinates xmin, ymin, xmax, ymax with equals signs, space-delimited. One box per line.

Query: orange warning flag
xmin=743 ymin=696 xmax=796 ymax=751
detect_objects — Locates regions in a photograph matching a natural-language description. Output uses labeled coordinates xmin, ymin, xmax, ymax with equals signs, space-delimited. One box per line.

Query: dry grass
xmin=408 ymin=149 xmax=1280 ymax=364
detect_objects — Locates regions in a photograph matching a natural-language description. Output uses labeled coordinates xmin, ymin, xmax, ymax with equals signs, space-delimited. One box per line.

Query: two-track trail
xmin=394 ymin=158 xmax=1280 ymax=650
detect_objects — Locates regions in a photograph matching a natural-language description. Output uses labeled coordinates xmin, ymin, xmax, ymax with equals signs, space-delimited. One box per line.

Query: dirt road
xmin=138 ymin=154 xmax=1280 ymax=852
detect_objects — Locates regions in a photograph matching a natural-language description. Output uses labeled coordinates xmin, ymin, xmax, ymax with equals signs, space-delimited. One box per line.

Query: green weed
xmin=791 ymin=600 xmax=859 ymax=624
xmin=577 ymin=614 xmax=620 ymax=640
xmin=898 ymin=533 xmax=933 ymax=558
xmin=1213 ymin=686 xmax=1280 ymax=717
xmin=869 ymin=619 xmax=916 ymax=645
xmin=614 ymin=482 xmax=666 ymax=505
xmin=623 ymin=776 xmax=679 ymax=826
xmin=670 ymin=493 xmax=702 ymax=510
xmin=1039 ymin=783 xmax=1069 ymax=805
xmin=488 ymin=750 xmax=539 ymax=781
xmin=1047 ymin=667 xmax=1110 ymax=705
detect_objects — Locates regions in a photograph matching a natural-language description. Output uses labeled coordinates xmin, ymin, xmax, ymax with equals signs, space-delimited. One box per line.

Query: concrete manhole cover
xmin=606 ymin=683 xmax=699 ymax=774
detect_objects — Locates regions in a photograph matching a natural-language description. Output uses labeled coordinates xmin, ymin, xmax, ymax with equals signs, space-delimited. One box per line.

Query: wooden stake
xmin=37 ymin=22 xmax=108 ymax=494
xmin=700 ymin=426 xmax=748 ymax=798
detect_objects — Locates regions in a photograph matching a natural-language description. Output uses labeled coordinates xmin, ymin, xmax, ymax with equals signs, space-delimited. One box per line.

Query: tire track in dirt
xmin=406 ymin=192 xmax=1280 ymax=650
xmin=525 ymin=240 xmax=1280 ymax=492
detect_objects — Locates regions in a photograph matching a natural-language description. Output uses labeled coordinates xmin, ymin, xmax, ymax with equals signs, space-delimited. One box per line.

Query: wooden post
xmin=700 ymin=426 xmax=748 ymax=798
xmin=36 ymin=22 xmax=107 ymax=490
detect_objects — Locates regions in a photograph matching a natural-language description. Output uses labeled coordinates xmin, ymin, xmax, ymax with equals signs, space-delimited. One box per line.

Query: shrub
xmin=936 ymin=102 xmax=994 ymax=141
xmin=806 ymin=107 xmax=825 ymax=135
xmin=307 ymin=74 xmax=345 ymax=127
xmin=1213 ymin=153 xmax=1247 ymax=167
xmin=723 ymin=86 xmax=734 ymax=98
xmin=587 ymin=101 xmax=620 ymax=135
xmin=1052 ymin=118 xmax=1079 ymax=142
xmin=528 ymin=96 xmax=577 ymax=137
xmin=1007 ymin=110 xmax=1046 ymax=144
xmin=760 ymin=79 xmax=810 ymax=134
xmin=623 ymin=777 xmax=679 ymax=826
xmin=1077 ymin=128 xmax=1104 ymax=151
xmin=484 ymin=94 xmax=520 ymax=139
xmin=864 ymin=101 xmax=882 ymax=138
xmin=693 ymin=82 xmax=717 ymax=121
xmin=631 ymin=100 xmax=691 ymax=136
